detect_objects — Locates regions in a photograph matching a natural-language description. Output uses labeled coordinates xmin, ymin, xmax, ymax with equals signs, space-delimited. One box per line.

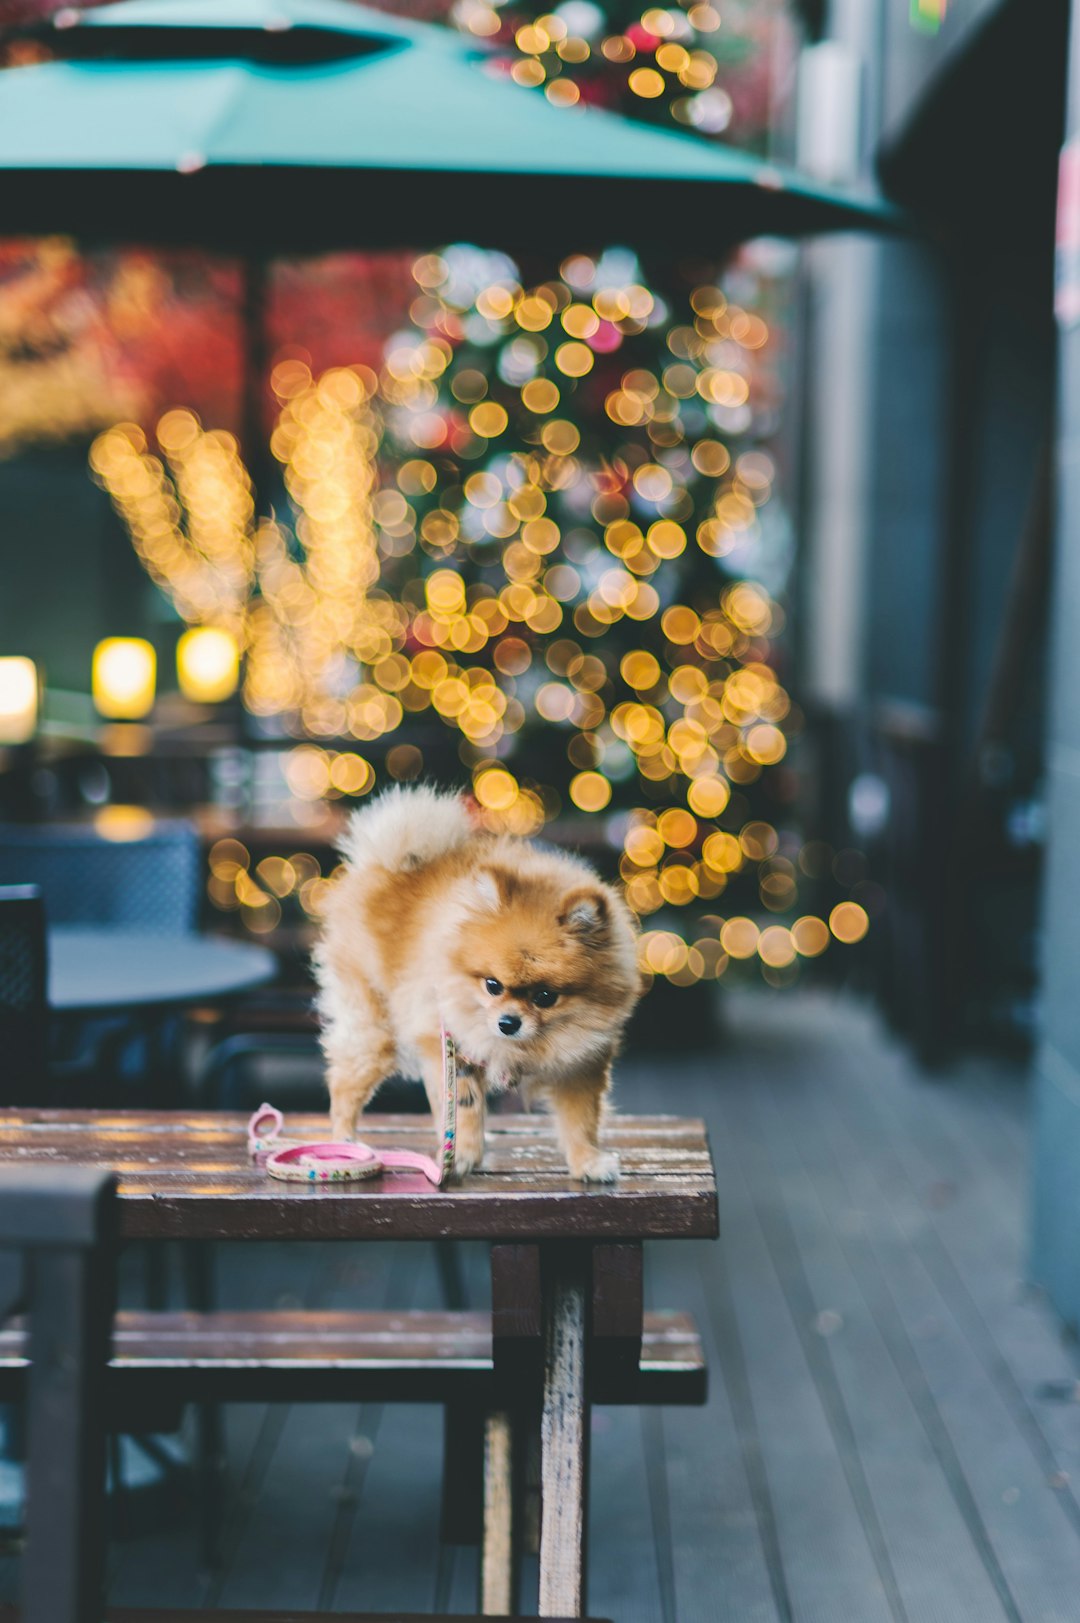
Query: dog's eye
xmin=484 ymin=978 xmax=503 ymax=996
xmin=533 ymin=988 xmax=558 ymax=1008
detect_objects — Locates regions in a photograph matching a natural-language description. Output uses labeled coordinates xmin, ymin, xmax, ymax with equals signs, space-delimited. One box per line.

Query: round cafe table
xmin=48 ymin=927 xmax=278 ymax=1015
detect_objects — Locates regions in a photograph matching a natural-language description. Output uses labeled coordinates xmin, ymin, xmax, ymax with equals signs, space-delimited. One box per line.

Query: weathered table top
xmin=48 ymin=928 xmax=277 ymax=1014
xmin=0 ymin=1111 xmax=718 ymax=1243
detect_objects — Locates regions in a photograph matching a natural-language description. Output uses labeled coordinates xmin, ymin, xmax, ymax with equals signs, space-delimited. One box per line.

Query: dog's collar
xmin=447 ymin=1046 xmax=519 ymax=1091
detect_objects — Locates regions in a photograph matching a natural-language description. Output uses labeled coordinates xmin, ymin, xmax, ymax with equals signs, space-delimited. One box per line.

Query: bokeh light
xmin=89 ymin=231 xmax=866 ymax=976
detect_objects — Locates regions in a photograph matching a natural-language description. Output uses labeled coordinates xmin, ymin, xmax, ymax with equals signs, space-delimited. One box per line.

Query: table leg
xmin=482 ymin=1409 xmax=514 ymax=1615
xmin=538 ymin=1247 xmax=590 ymax=1619
xmin=489 ymin=1245 xmax=541 ymax=1617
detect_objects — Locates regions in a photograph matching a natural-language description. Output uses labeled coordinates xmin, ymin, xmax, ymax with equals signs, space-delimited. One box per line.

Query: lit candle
xmin=0 ymin=656 xmax=38 ymax=744
xmin=92 ymin=638 xmax=156 ymax=720
xmin=177 ymin=626 xmax=240 ymax=704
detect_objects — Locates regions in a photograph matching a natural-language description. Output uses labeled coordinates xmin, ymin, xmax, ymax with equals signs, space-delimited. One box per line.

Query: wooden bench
xmin=0 ymin=1302 xmax=705 ymax=1604
xmin=0 ymin=1296 xmax=705 ymax=1579
xmin=0 ymin=1305 xmax=706 ymax=1408
xmin=0 ymin=1612 xmax=607 ymax=1622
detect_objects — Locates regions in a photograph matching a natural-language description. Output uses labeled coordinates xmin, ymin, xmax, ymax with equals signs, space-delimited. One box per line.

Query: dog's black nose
xmin=498 ymin=1013 xmax=522 ymax=1036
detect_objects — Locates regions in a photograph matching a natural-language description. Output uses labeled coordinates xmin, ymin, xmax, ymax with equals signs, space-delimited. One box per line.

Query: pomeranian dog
xmin=314 ymin=784 xmax=641 ymax=1180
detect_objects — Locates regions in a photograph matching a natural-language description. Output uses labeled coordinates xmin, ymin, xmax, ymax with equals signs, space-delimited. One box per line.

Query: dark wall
xmin=1032 ymin=0 xmax=1080 ymax=1331
xmin=863 ymin=239 xmax=950 ymax=716
xmin=859 ymin=0 xmax=1065 ymax=1057
xmin=0 ymin=444 xmax=165 ymax=692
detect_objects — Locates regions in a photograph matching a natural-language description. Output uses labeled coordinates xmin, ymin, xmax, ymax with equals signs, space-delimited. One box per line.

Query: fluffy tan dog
xmin=314 ymin=785 xmax=641 ymax=1180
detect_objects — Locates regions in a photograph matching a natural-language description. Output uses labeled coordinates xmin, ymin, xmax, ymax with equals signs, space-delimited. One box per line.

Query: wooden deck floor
xmin=11 ymin=988 xmax=1080 ymax=1620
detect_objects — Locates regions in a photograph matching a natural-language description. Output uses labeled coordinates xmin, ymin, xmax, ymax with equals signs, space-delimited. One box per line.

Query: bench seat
xmin=0 ymin=1307 xmax=706 ymax=1407
xmin=0 ymin=1610 xmax=608 ymax=1622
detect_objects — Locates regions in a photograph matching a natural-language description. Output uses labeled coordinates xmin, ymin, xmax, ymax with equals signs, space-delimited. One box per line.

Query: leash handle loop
xmin=246 ymin=1023 xmax=459 ymax=1186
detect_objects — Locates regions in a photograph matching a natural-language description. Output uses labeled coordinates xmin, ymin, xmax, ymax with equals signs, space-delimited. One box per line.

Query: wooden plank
xmin=617 ymin=1056 xmax=789 ymax=1623
xmin=538 ymin=1250 xmax=590 ymax=1619
xmin=441 ymin=1399 xmax=484 ymax=1546
xmin=832 ymin=1031 xmax=1080 ymax=1506
xmin=591 ymin=1246 xmax=643 ymax=1339
xmin=764 ymin=1012 xmax=1080 ymax=1623
xmin=587 ymin=1404 xmax=667 ymax=1623
xmin=639 ymin=1408 xmax=675 ymax=1623
xmin=318 ymin=1245 xmax=442 ymax=1613
xmin=214 ymin=1399 xmax=362 ymax=1612
xmin=482 ymin=1410 xmax=515 ymax=1616
xmin=743 ymin=1068 xmax=1015 ymax=1622
xmin=0 ymin=1308 xmax=703 ymax=1412
xmin=328 ymin=1402 xmax=445 ymax=1616
xmin=109 ymin=1187 xmax=716 ymax=1246
xmin=663 ymin=1019 xmax=1071 ymax=1622
xmin=0 ymin=1108 xmax=706 ymax=1134
xmin=702 ymin=1088 xmax=897 ymax=1623
xmin=0 ymin=1112 xmax=710 ymax=1158
xmin=441 ymin=1544 xmax=483 ymax=1618
xmin=0 ymin=1151 xmax=715 ymax=1182
xmin=197 ymin=1243 xmax=370 ymax=1614
xmin=646 ymin=1240 xmax=785 ymax=1623
xmin=120 ymin=1187 xmax=715 ymax=1244
xmin=105 ymin=1238 xmax=319 ymax=1613
xmin=492 ymin=1245 xmax=542 ymax=1341
xmin=591 ymin=1243 xmax=643 ymax=1397
xmin=0 ymin=1610 xmax=604 ymax=1621
xmin=215 ymin=1243 xmax=428 ymax=1613
xmin=1 ymin=1307 xmax=495 ymax=1359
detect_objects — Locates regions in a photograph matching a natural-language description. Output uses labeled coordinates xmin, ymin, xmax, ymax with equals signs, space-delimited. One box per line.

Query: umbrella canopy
xmin=0 ymin=0 xmax=897 ymax=254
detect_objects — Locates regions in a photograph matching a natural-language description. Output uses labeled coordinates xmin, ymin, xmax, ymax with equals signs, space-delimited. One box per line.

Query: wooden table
xmin=48 ymin=929 xmax=277 ymax=1015
xmin=0 ymin=1108 xmax=718 ymax=1619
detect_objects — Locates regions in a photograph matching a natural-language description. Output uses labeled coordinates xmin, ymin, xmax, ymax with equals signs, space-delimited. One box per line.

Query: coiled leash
xmin=247 ymin=1023 xmax=458 ymax=1185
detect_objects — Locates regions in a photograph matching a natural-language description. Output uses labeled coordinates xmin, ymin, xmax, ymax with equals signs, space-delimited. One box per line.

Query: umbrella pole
xmin=240 ymin=253 xmax=273 ymax=516
xmin=238 ymin=253 xmax=272 ymax=763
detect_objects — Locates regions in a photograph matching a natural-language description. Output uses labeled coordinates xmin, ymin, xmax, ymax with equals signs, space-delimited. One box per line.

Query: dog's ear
xmin=469 ymin=868 xmax=502 ymax=912
xmin=466 ymin=866 xmax=519 ymax=912
xmin=559 ymin=885 xmax=610 ymax=941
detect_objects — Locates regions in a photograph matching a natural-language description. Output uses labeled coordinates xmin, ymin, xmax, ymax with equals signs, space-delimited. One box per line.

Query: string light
xmin=96 ymin=233 xmax=868 ymax=972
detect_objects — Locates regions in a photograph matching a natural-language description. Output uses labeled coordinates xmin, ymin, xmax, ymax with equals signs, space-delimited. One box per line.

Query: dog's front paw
xmin=330 ymin=1116 xmax=357 ymax=1144
xmin=450 ymin=1143 xmax=485 ymax=1179
xmin=569 ymin=1148 xmax=620 ymax=1183
xmin=451 ymin=1119 xmax=486 ymax=1178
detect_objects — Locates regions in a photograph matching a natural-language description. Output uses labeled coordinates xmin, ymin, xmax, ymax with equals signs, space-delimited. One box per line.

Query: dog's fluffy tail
xmin=339 ymin=785 xmax=473 ymax=875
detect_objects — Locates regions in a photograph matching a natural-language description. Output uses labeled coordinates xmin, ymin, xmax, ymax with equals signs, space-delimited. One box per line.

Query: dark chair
xmin=0 ymin=840 xmax=214 ymax=1539
xmin=0 ymin=820 xmax=202 ymax=1100
xmin=0 ymin=821 xmax=200 ymax=933
xmin=0 ymin=889 xmax=46 ymax=1106
xmin=0 ymin=886 xmax=107 ymax=1106
xmin=0 ymin=894 xmax=49 ymax=1492
xmin=0 ymin=1162 xmax=116 ymax=1623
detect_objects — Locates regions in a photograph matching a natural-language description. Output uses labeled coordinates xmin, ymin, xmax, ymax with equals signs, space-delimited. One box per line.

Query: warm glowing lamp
xmin=92 ymin=637 xmax=156 ymax=719
xmin=176 ymin=626 xmax=240 ymax=704
xmin=0 ymin=656 xmax=38 ymax=744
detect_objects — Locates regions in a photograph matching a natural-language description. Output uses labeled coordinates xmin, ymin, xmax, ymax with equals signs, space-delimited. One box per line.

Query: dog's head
xmin=443 ymin=865 xmax=640 ymax=1078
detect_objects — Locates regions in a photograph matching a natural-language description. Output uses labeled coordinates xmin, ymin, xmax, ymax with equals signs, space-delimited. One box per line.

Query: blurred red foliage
xmin=0 ymin=240 xmax=415 ymax=449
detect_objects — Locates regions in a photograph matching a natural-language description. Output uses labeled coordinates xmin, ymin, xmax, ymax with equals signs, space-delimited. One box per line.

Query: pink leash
xmin=247 ymin=1024 xmax=459 ymax=1186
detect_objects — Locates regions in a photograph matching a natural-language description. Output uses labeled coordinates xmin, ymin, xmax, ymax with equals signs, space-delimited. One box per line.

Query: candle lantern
xmin=92 ymin=638 xmax=156 ymax=720
xmin=177 ymin=627 xmax=239 ymax=705
xmin=0 ymin=657 xmax=38 ymax=745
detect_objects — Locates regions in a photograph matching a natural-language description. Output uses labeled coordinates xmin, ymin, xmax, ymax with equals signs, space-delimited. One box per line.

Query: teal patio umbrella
xmin=0 ymin=0 xmax=896 ymax=254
